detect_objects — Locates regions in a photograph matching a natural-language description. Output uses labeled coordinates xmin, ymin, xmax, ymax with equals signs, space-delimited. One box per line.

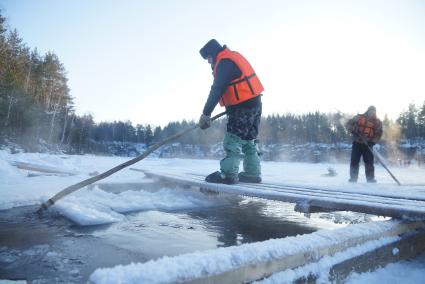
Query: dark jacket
xmin=202 ymin=51 xmax=261 ymax=116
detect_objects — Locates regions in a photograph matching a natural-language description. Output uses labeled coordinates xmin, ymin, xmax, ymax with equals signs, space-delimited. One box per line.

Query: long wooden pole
xmin=357 ymin=134 xmax=401 ymax=186
xmin=37 ymin=112 xmax=227 ymax=214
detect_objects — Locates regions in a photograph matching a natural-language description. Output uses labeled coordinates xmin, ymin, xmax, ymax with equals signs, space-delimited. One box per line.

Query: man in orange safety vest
xmin=198 ymin=39 xmax=263 ymax=184
xmin=346 ymin=106 xmax=383 ymax=183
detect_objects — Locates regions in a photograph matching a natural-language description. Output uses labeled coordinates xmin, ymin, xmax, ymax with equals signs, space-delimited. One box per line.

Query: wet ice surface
xmin=86 ymin=197 xmax=344 ymax=258
xmin=0 ymin=206 xmax=83 ymax=283
xmin=0 ymin=183 xmax=368 ymax=283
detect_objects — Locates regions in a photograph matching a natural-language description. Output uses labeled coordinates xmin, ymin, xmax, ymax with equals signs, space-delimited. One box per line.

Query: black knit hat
xmin=199 ymin=39 xmax=223 ymax=60
xmin=367 ymin=105 xmax=376 ymax=112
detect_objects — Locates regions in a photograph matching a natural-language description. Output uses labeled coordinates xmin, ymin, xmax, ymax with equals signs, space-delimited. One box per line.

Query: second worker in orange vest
xmin=346 ymin=106 xmax=383 ymax=183
xmin=198 ymin=39 xmax=263 ymax=184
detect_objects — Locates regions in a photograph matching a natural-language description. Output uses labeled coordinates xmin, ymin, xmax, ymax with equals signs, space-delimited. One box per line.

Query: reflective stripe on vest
xmin=214 ymin=48 xmax=264 ymax=107
xmin=358 ymin=115 xmax=375 ymax=138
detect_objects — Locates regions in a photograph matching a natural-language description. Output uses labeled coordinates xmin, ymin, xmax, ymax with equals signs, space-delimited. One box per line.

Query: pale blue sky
xmin=1 ymin=0 xmax=425 ymax=126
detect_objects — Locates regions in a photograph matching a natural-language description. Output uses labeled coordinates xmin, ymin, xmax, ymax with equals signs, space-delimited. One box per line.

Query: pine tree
xmin=135 ymin=124 xmax=146 ymax=143
xmin=417 ymin=101 xmax=425 ymax=139
xmin=397 ymin=103 xmax=418 ymax=139
xmin=145 ymin=124 xmax=153 ymax=145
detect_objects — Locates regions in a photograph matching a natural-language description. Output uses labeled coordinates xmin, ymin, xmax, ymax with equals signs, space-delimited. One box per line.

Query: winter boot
xmin=348 ymin=178 xmax=357 ymax=183
xmin=205 ymin=171 xmax=238 ymax=185
xmin=367 ymin=178 xmax=377 ymax=183
xmin=238 ymin=172 xmax=261 ymax=183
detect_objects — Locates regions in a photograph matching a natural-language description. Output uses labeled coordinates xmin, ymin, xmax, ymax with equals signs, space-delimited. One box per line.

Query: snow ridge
xmin=90 ymin=220 xmax=405 ymax=284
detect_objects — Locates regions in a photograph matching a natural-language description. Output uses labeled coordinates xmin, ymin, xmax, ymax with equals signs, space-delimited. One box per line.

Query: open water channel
xmin=0 ymin=182 xmax=374 ymax=283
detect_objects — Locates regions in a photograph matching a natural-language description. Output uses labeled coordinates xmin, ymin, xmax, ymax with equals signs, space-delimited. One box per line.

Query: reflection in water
xmin=88 ymin=195 xmax=346 ymax=258
xmin=186 ymin=197 xmax=343 ymax=247
xmin=0 ymin=191 xmax=349 ymax=283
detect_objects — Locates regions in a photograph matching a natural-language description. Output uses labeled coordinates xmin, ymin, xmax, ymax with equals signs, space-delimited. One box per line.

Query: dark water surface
xmin=0 ymin=185 xmax=348 ymax=283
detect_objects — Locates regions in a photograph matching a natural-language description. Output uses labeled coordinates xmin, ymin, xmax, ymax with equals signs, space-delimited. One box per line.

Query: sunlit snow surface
xmin=1 ymin=149 xmax=425 ymax=283
xmin=2 ymin=149 xmax=425 ymax=215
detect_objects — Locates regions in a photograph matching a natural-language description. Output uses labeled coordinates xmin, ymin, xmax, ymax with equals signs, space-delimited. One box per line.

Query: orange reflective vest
xmin=214 ymin=48 xmax=264 ymax=107
xmin=357 ymin=115 xmax=376 ymax=138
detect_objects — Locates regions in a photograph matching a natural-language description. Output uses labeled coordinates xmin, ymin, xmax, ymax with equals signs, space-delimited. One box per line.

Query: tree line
xmin=1 ymin=10 xmax=425 ymax=155
xmin=41 ymin=106 xmax=425 ymax=154
xmin=0 ymin=10 xmax=73 ymax=151
xmin=397 ymin=102 xmax=425 ymax=141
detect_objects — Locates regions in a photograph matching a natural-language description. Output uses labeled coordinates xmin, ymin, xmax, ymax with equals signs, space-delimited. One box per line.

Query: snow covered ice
xmin=53 ymin=185 xmax=214 ymax=226
xmin=1 ymin=149 xmax=425 ymax=283
xmin=2 ymin=149 xmax=425 ymax=214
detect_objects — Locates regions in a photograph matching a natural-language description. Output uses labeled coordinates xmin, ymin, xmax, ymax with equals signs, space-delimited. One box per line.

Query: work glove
xmin=198 ymin=114 xmax=211 ymax=130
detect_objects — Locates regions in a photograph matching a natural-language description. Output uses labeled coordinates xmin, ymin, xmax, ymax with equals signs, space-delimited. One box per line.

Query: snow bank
xmin=53 ymin=186 xmax=213 ymax=226
xmin=0 ymin=152 xmax=25 ymax=181
xmin=89 ymin=220 xmax=404 ymax=284
xmin=0 ymin=150 xmax=168 ymax=210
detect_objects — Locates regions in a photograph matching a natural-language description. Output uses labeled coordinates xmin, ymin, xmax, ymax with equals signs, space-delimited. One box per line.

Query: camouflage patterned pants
xmin=226 ymin=104 xmax=262 ymax=140
xmin=220 ymin=105 xmax=262 ymax=178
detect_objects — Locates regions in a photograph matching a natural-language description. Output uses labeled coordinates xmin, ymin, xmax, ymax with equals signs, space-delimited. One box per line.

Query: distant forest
xmin=1 ymin=10 xmax=425 ymax=155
